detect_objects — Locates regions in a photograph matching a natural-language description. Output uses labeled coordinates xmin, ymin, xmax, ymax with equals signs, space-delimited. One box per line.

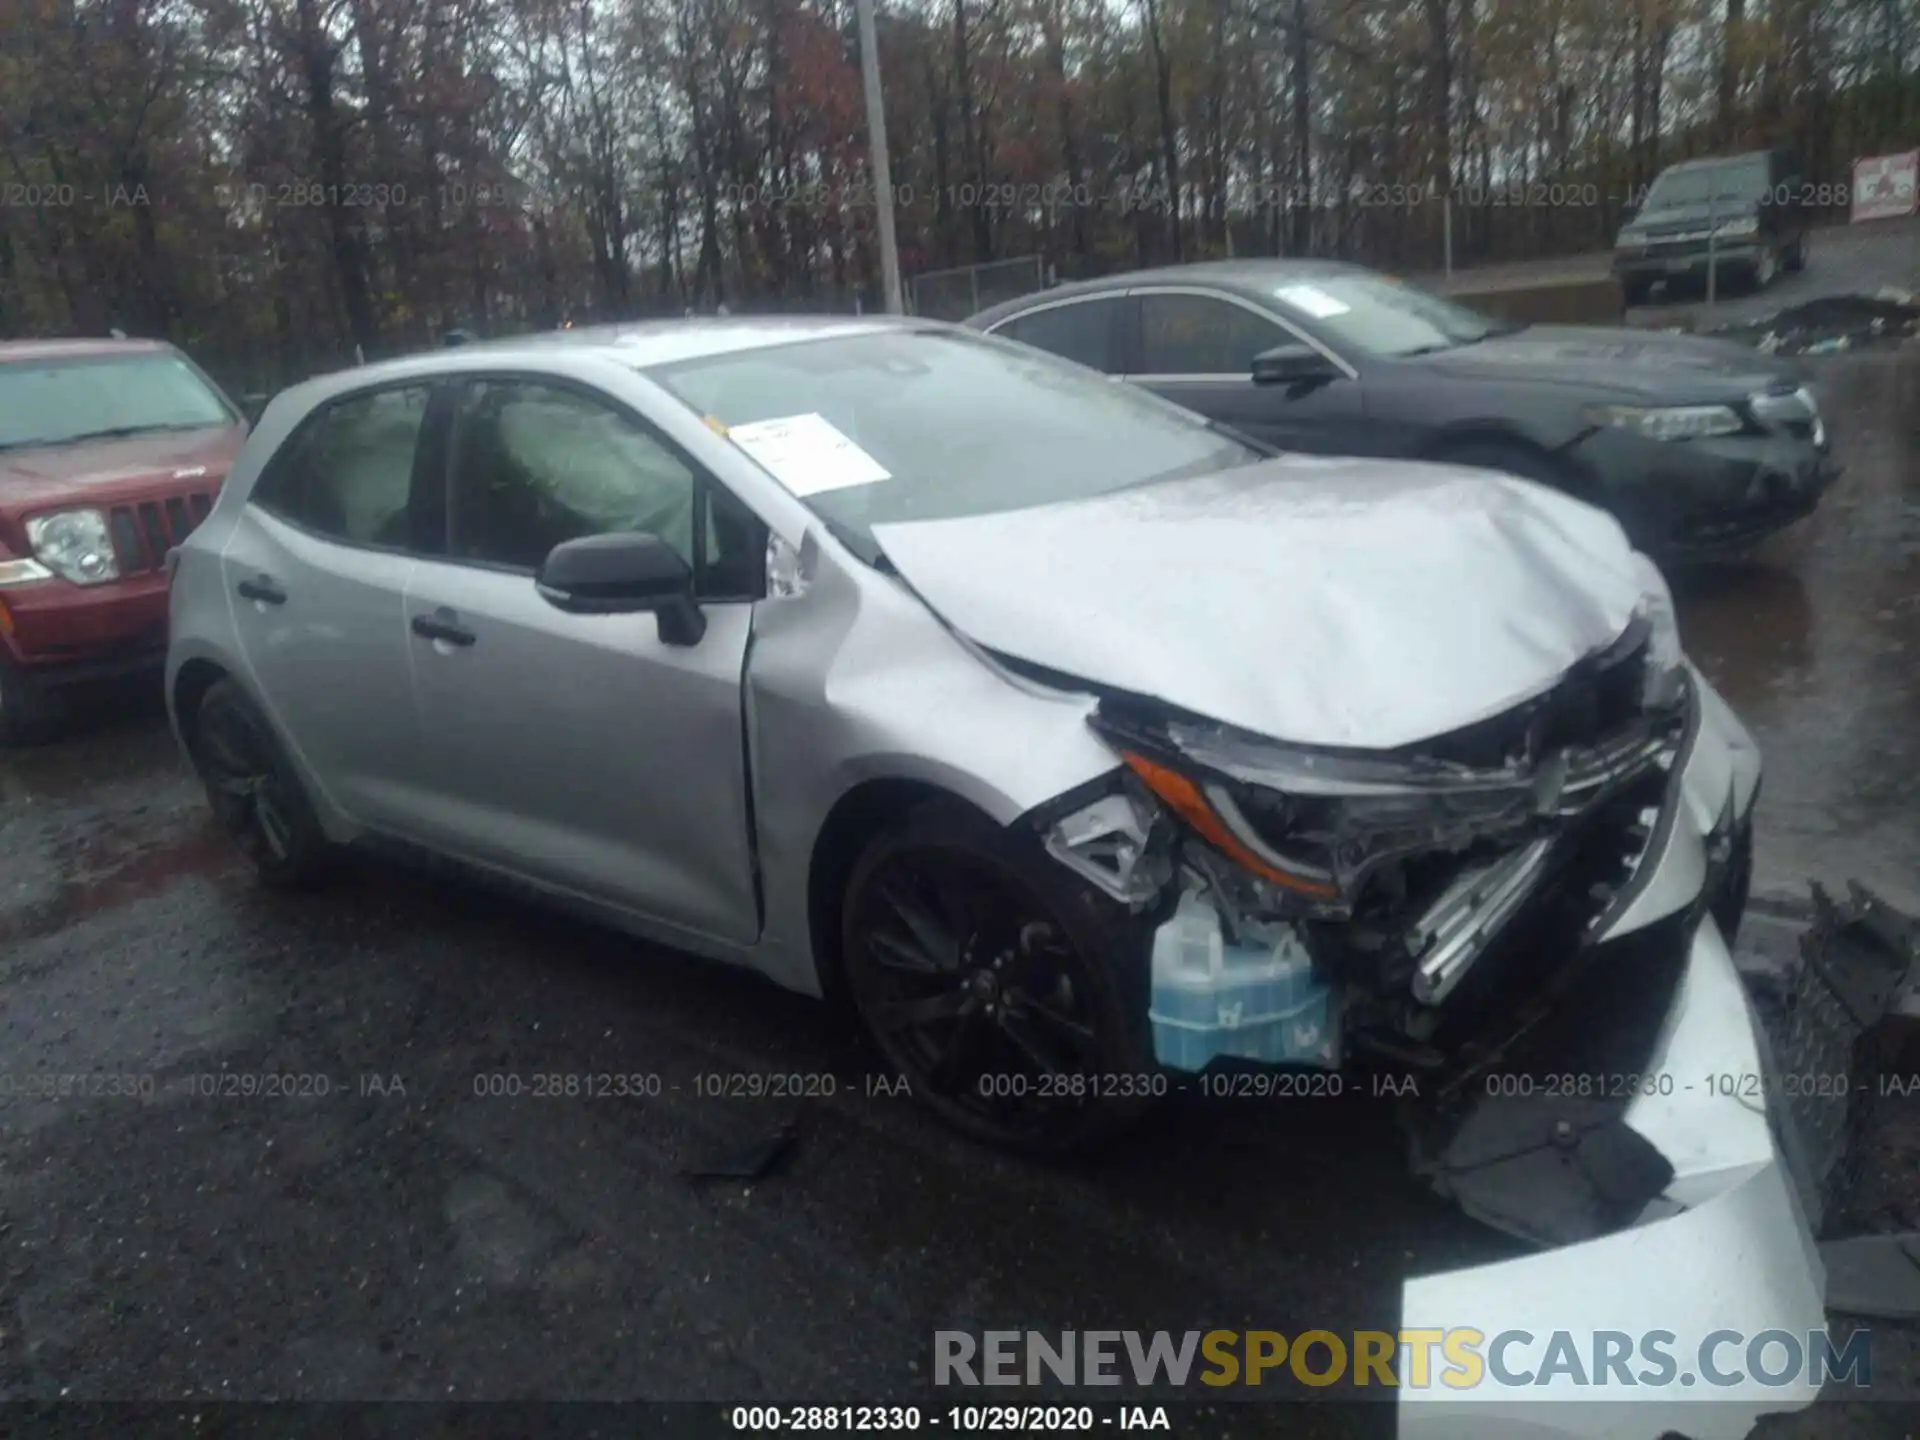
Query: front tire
xmin=189 ymin=678 xmax=337 ymax=888
xmin=839 ymin=799 xmax=1158 ymax=1153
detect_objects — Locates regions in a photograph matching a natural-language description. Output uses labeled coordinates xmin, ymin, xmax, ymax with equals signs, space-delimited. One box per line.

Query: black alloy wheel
xmin=840 ymin=800 xmax=1158 ymax=1153
xmin=191 ymin=679 xmax=335 ymax=888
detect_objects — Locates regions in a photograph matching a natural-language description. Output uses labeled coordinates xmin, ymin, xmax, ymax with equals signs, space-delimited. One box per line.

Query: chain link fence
xmin=907 ymin=256 xmax=1045 ymax=321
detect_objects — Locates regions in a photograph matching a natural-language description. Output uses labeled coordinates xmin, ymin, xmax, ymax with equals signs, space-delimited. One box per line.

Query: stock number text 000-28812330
xmin=725 ymin=1406 xmax=1165 ymax=1432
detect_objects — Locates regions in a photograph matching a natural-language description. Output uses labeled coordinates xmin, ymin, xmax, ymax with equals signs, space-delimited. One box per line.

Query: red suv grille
xmin=109 ymin=492 xmax=214 ymax=574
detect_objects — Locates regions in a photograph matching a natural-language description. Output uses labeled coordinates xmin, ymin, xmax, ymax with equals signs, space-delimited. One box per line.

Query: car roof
xmin=966 ymin=258 xmax=1365 ymax=327
xmin=277 ymin=314 xmax=943 ymax=403
xmin=0 ymin=337 xmax=174 ymax=362
xmin=436 ymin=314 xmax=915 ymax=369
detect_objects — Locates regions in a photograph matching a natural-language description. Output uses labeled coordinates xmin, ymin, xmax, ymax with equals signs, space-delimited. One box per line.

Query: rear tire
xmin=1621 ymin=276 xmax=1654 ymax=307
xmin=189 ymin=678 xmax=337 ymax=889
xmin=839 ymin=799 xmax=1159 ymax=1153
xmin=1784 ymin=231 xmax=1808 ymax=272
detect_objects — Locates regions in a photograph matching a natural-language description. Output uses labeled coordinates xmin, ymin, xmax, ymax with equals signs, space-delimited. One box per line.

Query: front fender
xmin=744 ymin=535 xmax=1120 ymax=995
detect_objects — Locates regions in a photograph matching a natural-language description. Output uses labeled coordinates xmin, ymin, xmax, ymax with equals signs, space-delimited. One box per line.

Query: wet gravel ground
xmin=1 ymin=353 xmax=1918 ymax=1436
xmin=1678 ymin=345 xmax=1920 ymax=915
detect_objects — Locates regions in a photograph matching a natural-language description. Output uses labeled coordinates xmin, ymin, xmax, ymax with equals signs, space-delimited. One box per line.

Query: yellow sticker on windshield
xmin=703 ymin=415 xmax=730 ymax=436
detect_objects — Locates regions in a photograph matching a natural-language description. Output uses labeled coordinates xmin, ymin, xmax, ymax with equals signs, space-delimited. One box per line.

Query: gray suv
xmin=1613 ymin=148 xmax=1809 ymax=304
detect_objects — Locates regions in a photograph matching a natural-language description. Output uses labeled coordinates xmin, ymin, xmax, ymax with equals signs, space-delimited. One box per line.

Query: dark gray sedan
xmin=967 ymin=259 xmax=1840 ymax=559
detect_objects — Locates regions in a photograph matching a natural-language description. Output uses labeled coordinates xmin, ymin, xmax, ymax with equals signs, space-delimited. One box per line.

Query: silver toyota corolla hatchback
xmin=169 ymin=317 xmax=1833 ymax=1435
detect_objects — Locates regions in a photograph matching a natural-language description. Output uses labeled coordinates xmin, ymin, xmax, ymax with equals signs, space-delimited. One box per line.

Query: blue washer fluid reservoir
xmin=1148 ymin=889 xmax=1340 ymax=1072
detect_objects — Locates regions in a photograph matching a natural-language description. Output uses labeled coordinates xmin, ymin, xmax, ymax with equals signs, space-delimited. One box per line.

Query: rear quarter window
xmin=252 ymin=385 xmax=433 ymax=548
xmin=992 ymin=299 xmax=1121 ymax=372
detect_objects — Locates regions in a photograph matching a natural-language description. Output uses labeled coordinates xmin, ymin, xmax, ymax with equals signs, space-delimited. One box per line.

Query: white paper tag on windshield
xmin=1273 ymin=283 xmax=1351 ymax=318
xmin=727 ymin=413 xmax=890 ymax=497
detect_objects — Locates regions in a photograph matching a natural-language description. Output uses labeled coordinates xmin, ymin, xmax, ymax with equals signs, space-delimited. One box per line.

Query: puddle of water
xmin=0 ymin=822 xmax=239 ymax=946
xmin=1674 ymin=350 xmax=1920 ymax=907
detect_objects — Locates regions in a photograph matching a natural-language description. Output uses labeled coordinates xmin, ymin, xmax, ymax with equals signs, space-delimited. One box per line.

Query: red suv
xmin=0 ymin=338 xmax=249 ymax=742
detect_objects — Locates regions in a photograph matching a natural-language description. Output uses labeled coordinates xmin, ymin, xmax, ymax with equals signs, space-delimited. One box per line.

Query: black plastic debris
xmin=1409 ymin=1092 xmax=1676 ymax=1247
xmin=1747 ymin=881 xmax=1920 ymax=1236
xmin=1709 ymin=290 xmax=1920 ymax=356
xmin=685 ymin=1116 xmax=801 ymax=1181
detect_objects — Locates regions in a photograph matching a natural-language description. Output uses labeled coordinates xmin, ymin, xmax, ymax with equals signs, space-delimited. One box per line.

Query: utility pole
xmin=1706 ymin=189 xmax=1718 ymax=309
xmin=855 ymin=0 xmax=904 ymax=314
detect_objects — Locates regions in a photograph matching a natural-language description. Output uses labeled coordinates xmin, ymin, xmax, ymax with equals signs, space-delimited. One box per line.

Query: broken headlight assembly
xmin=1087 ymin=695 xmax=1686 ymax=1017
xmin=1091 ymin=717 xmax=1550 ymax=920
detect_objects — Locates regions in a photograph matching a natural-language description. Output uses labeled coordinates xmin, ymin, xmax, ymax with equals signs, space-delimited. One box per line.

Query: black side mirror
xmin=240 ymin=392 xmax=270 ymax=425
xmin=1251 ymin=342 xmax=1339 ymax=388
xmin=535 ymin=532 xmax=706 ymax=646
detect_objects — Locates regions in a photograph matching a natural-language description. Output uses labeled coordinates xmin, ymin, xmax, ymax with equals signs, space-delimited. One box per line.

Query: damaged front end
xmin=1036 ymin=592 xmax=1920 ymax=1437
xmin=1045 ymin=606 xmax=1694 ymax=1091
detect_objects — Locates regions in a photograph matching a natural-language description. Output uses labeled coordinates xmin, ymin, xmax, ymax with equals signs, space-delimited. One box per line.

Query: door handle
xmin=236 ymin=575 xmax=286 ymax=605
xmin=410 ymin=612 xmax=477 ymax=647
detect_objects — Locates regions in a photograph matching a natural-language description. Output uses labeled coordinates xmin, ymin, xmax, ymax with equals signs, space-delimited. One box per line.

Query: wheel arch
xmin=168 ymin=655 xmax=356 ymax=844
xmin=169 ymin=656 xmax=232 ymax=754
xmin=804 ymin=776 xmax=1002 ymax=1003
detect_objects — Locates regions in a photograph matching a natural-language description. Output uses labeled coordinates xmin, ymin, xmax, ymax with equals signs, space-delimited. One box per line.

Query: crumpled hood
xmin=871 ymin=456 xmax=1650 ymax=751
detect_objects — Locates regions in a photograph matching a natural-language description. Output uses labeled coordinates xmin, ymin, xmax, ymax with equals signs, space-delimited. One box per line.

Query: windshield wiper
xmin=44 ymin=422 xmax=218 ymax=444
xmin=1206 ymin=418 xmax=1276 ymax=457
xmin=1404 ymin=323 xmax=1524 ymax=356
